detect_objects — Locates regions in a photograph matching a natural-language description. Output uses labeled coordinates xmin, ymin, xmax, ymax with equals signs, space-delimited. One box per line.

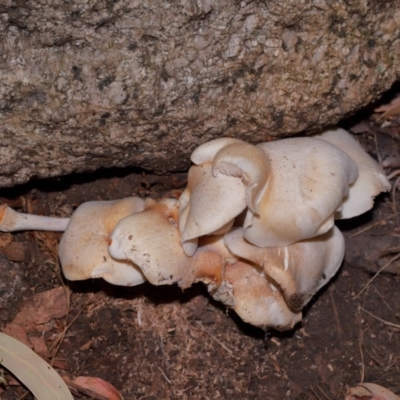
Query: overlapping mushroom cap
xmin=245 ymin=138 xmax=358 ymax=247
xmin=59 ymin=197 xmax=146 ymax=286
xmin=185 ymin=137 xmax=358 ymax=248
xmin=225 ymin=226 xmax=345 ymax=311
xmin=314 ymin=128 xmax=391 ymax=218
xmin=179 ymin=164 xmax=246 ymax=256
xmin=212 ymin=261 xmax=302 ymax=330
xmin=108 ymin=198 xmax=237 ymax=289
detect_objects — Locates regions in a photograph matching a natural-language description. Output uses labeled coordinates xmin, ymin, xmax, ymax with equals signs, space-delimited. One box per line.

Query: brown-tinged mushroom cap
xmin=195 ymin=234 xmax=238 ymax=290
xmin=178 ymin=163 xmax=246 ymax=256
xmin=59 ymin=197 xmax=146 ymax=286
xmin=0 ymin=204 xmax=69 ymax=232
xmin=314 ymin=128 xmax=391 ymax=219
xmin=345 ymin=383 xmax=400 ymax=400
xmin=225 ymin=226 xmax=345 ymax=312
xmin=212 ymin=261 xmax=302 ymax=330
xmin=242 ymin=137 xmax=358 ymax=247
xmin=108 ymin=199 xmax=236 ymax=289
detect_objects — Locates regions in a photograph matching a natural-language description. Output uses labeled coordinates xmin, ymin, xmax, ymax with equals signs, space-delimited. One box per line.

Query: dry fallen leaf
xmin=0 ymin=332 xmax=73 ymax=400
xmin=346 ymin=382 xmax=400 ymax=400
xmin=13 ymin=286 xmax=67 ymax=327
xmin=29 ymin=336 xmax=50 ymax=359
xmin=2 ymin=323 xmax=31 ymax=348
xmin=375 ymin=96 xmax=400 ymax=120
xmin=0 ymin=241 xmax=28 ymax=262
xmin=0 ymin=233 xmax=13 ymax=248
xmin=63 ymin=376 xmax=123 ymax=400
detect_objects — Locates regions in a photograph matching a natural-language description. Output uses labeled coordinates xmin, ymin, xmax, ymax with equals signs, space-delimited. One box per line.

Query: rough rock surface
xmin=0 ymin=0 xmax=399 ymax=187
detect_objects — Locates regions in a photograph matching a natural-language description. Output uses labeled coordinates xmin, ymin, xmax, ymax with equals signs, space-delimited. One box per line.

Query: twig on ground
xmin=329 ymin=286 xmax=344 ymax=338
xmin=349 ymin=214 xmax=395 ymax=238
xmin=316 ymin=384 xmax=332 ymax=400
xmin=50 ymin=301 xmax=87 ymax=365
xmin=354 ymin=252 xmax=400 ymax=298
xmin=158 ymin=367 xmax=172 ymax=384
xmin=362 ymin=343 xmax=382 ymax=367
xmin=158 ymin=335 xmax=170 ymax=370
xmin=358 ymin=324 xmax=368 ymax=383
xmin=360 ymin=307 xmax=400 ymax=329
xmin=371 ymin=284 xmax=394 ymax=312
xmin=196 ymin=322 xmax=233 ymax=355
xmin=309 ymin=386 xmax=323 ymax=400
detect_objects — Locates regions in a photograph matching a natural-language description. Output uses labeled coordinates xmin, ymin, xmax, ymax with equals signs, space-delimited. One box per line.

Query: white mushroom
xmin=314 ymin=128 xmax=391 ymax=219
xmin=178 ymin=163 xmax=246 ymax=256
xmin=186 ymin=137 xmax=357 ymax=248
xmin=190 ymin=137 xmax=244 ymax=165
xmin=59 ymin=197 xmax=146 ymax=286
xmin=212 ymin=141 xmax=271 ymax=212
xmin=224 ymin=226 xmax=345 ymax=311
xmin=0 ymin=204 xmax=69 ymax=232
xmin=244 ymin=137 xmax=358 ymax=247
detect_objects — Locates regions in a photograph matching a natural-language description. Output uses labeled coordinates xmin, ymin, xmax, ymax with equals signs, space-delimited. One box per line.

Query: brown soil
xmin=0 ymin=101 xmax=400 ymax=399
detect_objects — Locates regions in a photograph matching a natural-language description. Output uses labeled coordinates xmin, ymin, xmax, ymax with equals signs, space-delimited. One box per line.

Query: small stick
xmin=158 ymin=367 xmax=172 ymax=384
xmin=354 ymin=252 xmax=400 ymax=298
xmin=349 ymin=214 xmax=395 ymax=238
xmin=316 ymin=384 xmax=331 ymax=400
xmin=372 ymin=284 xmax=394 ymax=312
xmin=196 ymin=321 xmax=233 ymax=355
xmin=358 ymin=326 xmax=366 ymax=383
xmin=329 ymin=286 xmax=344 ymax=338
xmin=360 ymin=307 xmax=400 ymax=329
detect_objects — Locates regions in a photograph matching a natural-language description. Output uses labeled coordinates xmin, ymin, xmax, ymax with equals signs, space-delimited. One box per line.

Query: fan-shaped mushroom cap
xmin=59 ymin=197 xmax=146 ymax=286
xmin=178 ymin=163 xmax=246 ymax=256
xmin=212 ymin=142 xmax=271 ymax=212
xmin=212 ymin=261 xmax=302 ymax=330
xmin=241 ymin=137 xmax=358 ymax=247
xmin=191 ymin=138 xmax=243 ymax=165
xmin=314 ymin=128 xmax=391 ymax=219
xmin=108 ymin=199 xmax=235 ymax=289
xmin=225 ymin=226 xmax=345 ymax=311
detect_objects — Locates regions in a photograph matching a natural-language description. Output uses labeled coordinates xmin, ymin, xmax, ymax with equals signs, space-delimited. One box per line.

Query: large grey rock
xmin=0 ymin=0 xmax=399 ymax=187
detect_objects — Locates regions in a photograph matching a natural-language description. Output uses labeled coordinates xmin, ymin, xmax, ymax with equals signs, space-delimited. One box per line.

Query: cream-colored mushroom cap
xmin=178 ymin=163 xmax=246 ymax=256
xmin=59 ymin=197 xmax=146 ymax=286
xmin=212 ymin=261 xmax=302 ymax=330
xmin=240 ymin=137 xmax=358 ymax=247
xmin=314 ymin=128 xmax=391 ymax=219
xmin=190 ymin=137 xmax=244 ymax=165
xmin=108 ymin=199 xmax=235 ymax=289
xmin=225 ymin=226 xmax=345 ymax=311
xmin=212 ymin=142 xmax=271 ymax=212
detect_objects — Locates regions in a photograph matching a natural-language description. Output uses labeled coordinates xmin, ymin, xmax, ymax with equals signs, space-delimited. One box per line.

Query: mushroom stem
xmin=0 ymin=205 xmax=70 ymax=232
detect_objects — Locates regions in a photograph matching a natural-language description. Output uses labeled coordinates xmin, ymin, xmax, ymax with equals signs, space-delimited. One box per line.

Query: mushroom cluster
xmin=0 ymin=128 xmax=390 ymax=330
